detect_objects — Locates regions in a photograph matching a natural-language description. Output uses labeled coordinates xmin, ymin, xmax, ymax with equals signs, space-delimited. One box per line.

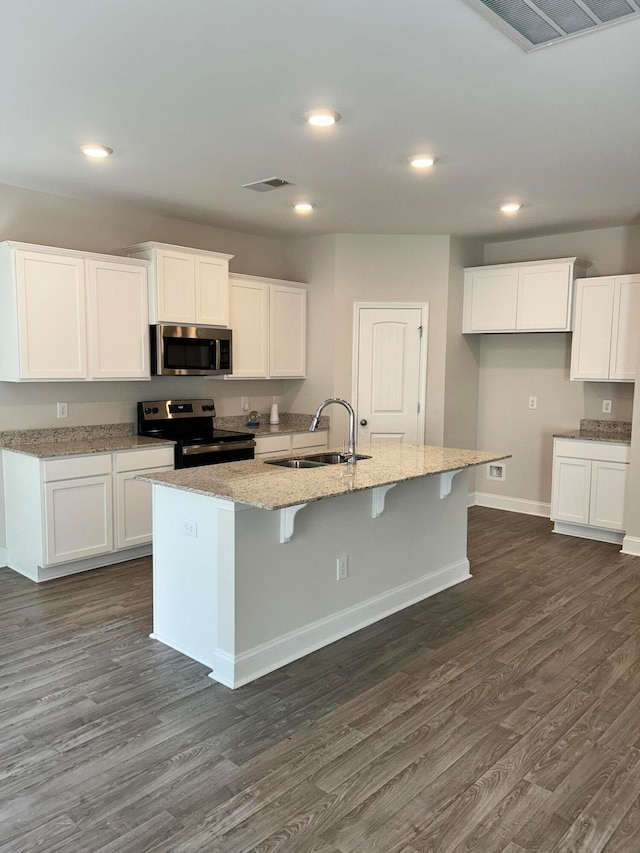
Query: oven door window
xmin=164 ymin=338 xmax=215 ymax=371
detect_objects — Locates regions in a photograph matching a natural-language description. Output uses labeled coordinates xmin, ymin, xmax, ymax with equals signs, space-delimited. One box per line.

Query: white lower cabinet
xmin=254 ymin=430 xmax=329 ymax=459
xmin=551 ymin=439 xmax=629 ymax=544
xmin=3 ymin=445 xmax=174 ymax=582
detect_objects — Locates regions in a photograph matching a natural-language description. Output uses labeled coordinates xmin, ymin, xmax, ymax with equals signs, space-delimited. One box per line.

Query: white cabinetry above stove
xmin=121 ymin=242 xmax=234 ymax=327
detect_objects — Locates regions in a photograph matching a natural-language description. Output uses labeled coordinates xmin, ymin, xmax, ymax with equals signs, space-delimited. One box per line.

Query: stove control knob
xmin=144 ymin=407 xmax=152 ymax=414
xmin=152 ymin=407 xmax=159 ymax=414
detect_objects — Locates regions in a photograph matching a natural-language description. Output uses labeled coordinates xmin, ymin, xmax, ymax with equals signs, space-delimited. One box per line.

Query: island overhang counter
xmin=140 ymin=443 xmax=509 ymax=689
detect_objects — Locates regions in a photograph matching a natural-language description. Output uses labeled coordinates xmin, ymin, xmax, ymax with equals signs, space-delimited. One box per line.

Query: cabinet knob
xmin=360 ymin=419 xmax=368 ymax=426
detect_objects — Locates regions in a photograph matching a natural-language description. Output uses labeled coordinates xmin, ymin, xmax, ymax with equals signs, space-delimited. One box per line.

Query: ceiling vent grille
xmin=242 ymin=177 xmax=294 ymax=193
xmin=462 ymin=0 xmax=640 ymax=50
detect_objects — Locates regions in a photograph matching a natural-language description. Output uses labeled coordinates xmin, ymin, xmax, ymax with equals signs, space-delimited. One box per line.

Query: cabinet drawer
xmin=291 ymin=431 xmax=328 ymax=450
xmin=42 ymin=454 xmax=112 ymax=482
xmin=554 ymin=439 xmax=629 ymax=464
xmin=115 ymin=447 xmax=175 ymax=472
xmin=255 ymin=435 xmax=291 ymax=455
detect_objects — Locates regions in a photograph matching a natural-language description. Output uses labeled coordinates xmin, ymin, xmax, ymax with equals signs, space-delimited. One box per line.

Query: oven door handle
xmin=181 ymin=440 xmax=256 ymax=456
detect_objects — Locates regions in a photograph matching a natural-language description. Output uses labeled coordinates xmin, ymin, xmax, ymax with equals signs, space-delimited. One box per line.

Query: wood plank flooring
xmin=2 ymin=508 xmax=640 ymax=851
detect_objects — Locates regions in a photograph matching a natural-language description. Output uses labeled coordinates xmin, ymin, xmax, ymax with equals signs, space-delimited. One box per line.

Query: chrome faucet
xmin=309 ymin=397 xmax=357 ymax=464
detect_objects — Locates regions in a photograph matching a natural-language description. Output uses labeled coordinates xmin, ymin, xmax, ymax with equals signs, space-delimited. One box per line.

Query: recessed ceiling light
xmin=409 ymin=155 xmax=436 ymax=169
xmin=80 ymin=143 xmax=113 ymax=159
xmin=500 ymin=202 xmax=522 ymax=214
xmin=294 ymin=202 xmax=315 ymax=214
xmin=304 ymin=109 xmax=341 ymax=127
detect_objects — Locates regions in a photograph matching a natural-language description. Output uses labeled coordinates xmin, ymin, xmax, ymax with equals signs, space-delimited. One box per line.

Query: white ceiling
xmin=2 ymin=0 xmax=640 ymax=241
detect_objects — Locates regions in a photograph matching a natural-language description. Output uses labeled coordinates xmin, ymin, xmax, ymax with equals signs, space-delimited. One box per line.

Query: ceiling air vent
xmin=242 ymin=177 xmax=294 ymax=193
xmin=462 ymin=0 xmax=640 ymax=50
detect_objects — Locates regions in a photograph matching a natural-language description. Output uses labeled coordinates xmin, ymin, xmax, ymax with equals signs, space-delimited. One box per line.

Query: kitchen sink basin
xmin=304 ymin=452 xmax=371 ymax=464
xmin=266 ymin=458 xmax=327 ymax=468
xmin=265 ymin=452 xmax=371 ymax=469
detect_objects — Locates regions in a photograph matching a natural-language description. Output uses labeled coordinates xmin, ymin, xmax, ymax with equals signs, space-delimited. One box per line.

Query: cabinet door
xmin=116 ymin=467 xmax=172 ymax=549
xmin=517 ymin=264 xmax=571 ymax=331
xmin=15 ymin=250 xmax=87 ymax=379
xmin=464 ymin=269 xmax=518 ymax=332
xmin=228 ymin=279 xmax=269 ymax=378
xmin=570 ymin=279 xmax=614 ymax=380
xmin=86 ymin=260 xmax=150 ymax=379
xmin=156 ymin=250 xmax=196 ymax=323
xmin=269 ymin=284 xmax=306 ymax=377
xmin=195 ymin=255 xmax=229 ymax=327
xmin=551 ymin=457 xmax=591 ymax=525
xmin=609 ymin=276 xmax=640 ymax=381
xmin=44 ymin=475 xmax=113 ymax=565
xmin=589 ymin=461 xmax=627 ymax=531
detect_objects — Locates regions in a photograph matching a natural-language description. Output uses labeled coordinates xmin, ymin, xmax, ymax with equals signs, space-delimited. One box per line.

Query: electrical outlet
xmin=488 ymin=463 xmax=506 ymax=481
xmin=528 ymin=396 xmax=537 ymax=410
xmin=181 ymin=519 xmax=197 ymax=538
xmin=56 ymin=402 xmax=68 ymax=419
xmin=241 ymin=396 xmax=249 ymax=411
xmin=336 ymin=555 xmax=348 ymax=580
xmin=602 ymin=400 xmax=612 ymax=414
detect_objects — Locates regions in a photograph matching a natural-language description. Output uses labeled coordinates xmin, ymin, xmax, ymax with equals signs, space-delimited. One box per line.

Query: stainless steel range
xmin=137 ymin=399 xmax=255 ymax=468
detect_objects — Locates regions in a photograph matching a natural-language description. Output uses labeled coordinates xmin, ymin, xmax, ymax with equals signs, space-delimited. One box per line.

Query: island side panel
xmin=151 ymin=484 xmax=238 ymax=675
xmin=231 ymin=470 xmax=470 ymax=687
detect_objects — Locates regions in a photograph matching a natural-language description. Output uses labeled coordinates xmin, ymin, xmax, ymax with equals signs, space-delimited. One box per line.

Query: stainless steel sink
xmin=265 ymin=452 xmax=371 ymax=468
xmin=305 ymin=452 xmax=371 ymax=464
xmin=266 ymin=458 xmax=327 ymax=468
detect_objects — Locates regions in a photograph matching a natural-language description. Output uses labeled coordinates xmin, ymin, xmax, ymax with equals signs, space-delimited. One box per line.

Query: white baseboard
xmin=209 ymin=558 xmax=471 ymax=689
xmin=553 ymin=521 xmax=624 ymax=546
xmin=0 ymin=547 xmax=7 ymax=568
xmin=474 ymin=492 xmax=551 ymax=518
xmin=621 ymin=535 xmax=640 ymax=557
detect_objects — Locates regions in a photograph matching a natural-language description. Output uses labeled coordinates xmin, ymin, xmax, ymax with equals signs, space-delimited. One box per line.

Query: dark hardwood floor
xmin=2 ymin=508 xmax=640 ymax=852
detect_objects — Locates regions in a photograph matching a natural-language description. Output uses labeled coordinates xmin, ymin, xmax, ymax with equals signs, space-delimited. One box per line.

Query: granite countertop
xmin=139 ymin=443 xmax=510 ymax=511
xmin=0 ymin=424 xmax=174 ymax=458
xmin=216 ymin=413 xmax=330 ymax=436
xmin=554 ymin=419 xmax=632 ymax=446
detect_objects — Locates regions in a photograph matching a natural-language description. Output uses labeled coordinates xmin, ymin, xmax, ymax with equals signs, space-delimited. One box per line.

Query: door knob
xmin=360 ymin=419 xmax=368 ymax=426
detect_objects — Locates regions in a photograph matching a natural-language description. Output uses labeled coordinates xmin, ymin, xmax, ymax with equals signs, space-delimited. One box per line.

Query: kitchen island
xmin=141 ymin=443 xmax=509 ymax=688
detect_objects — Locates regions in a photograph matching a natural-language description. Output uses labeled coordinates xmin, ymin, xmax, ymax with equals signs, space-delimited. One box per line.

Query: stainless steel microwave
xmin=150 ymin=325 xmax=233 ymax=376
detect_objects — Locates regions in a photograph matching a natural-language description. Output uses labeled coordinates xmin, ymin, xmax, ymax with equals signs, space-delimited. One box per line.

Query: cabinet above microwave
xmin=120 ymin=242 xmax=234 ymax=328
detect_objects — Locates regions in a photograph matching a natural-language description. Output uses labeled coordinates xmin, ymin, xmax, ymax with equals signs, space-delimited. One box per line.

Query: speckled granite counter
xmin=215 ymin=412 xmax=329 ymax=436
xmin=140 ymin=443 xmax=510 ymax=510
xmin=554 ymin=419 xmax=632 ymax=446
xmin=0 ymin=423 xmax=174 ymax=458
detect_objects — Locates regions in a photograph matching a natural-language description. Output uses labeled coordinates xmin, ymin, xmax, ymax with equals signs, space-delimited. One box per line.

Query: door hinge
xmin=418 ymin=325 xmax=423 ymax=338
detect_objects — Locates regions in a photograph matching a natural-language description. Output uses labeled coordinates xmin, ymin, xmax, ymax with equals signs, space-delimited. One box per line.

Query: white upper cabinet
xmin=227 ymin=274 xmax=306 ymax=379
xmin=463 ymin=258 xmax=590 ymax=333
xmin=571 ymin=274 xmax=640 ymax=382
xmin=122 ymin=242 xmax=233 ymax=327
xmin=0 ymin=242 xmax=150 ymax=382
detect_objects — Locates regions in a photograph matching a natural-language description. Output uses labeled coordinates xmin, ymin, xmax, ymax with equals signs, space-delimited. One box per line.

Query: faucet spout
xmin=309 ymin=397 xmax=357 ymax=464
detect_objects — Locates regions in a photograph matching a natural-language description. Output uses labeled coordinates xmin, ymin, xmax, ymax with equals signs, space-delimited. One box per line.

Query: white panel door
xmin=590 ymin=461 xmax=627 ymax=530
xmin=610 ymin=276 xmax=640 ymax=381
xmin=44 ymin=475 xmax=113 ymax=565
xmin=116 ymin=467 xmax=172 ymax=549
xmin=570 ymin=279 xmax=614 ymax=380
xmin=15 ymin=250 xmax=87 ymax=379
xmin=86 ymin=260 xmax=150 ymax=379
xmin=228 ymin=278 xmax=269 ymax=378
xmin=550 ymin=457 xmax=591 ymax=525
xmin=467 ymin=269 xmax=518 ymax=331
xmin=269 ymin=284 xmax=306 ymax=377
xmin=195 ymin=255 xmax=229 ymax=327
xmin=156 ymin=250 xmax=196 ymax=323
xmin=355 ymin=306 xmax=426 ymax=445
xmin=517 ymin=264 xmax=571 ymax=330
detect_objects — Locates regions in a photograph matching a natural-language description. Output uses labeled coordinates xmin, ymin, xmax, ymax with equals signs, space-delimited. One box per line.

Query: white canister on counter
xmin=269 ymin=402 xmax=280 ymax=425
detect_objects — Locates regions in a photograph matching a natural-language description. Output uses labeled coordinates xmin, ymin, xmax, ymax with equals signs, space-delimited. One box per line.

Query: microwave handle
xmin=215 ymin=338 xmax=221 ymax=370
